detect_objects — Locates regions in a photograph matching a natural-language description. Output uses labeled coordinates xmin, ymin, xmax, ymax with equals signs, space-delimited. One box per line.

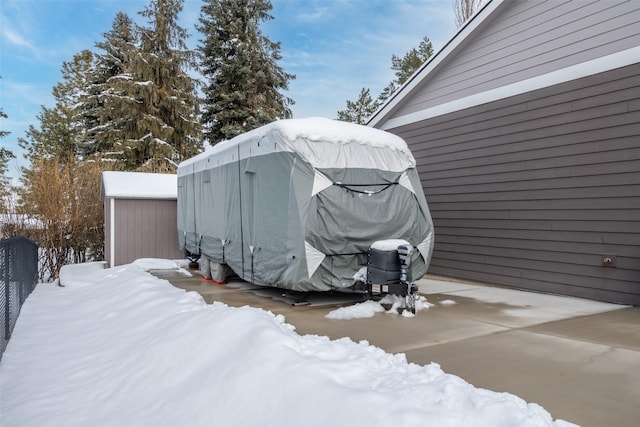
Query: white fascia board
xmin=380 ymin=46 xmax=640 ymax=131
xmin=368 ymin=0 xmax=506 ymax=128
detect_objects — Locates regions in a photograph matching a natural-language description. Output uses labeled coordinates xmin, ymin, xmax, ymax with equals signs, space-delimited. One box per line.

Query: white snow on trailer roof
xmin=101 ymin=171 xmax=177 ymax=200
xmin=178 ymin=117 xmax=416 ymax=175
xmin=273 ymin=117 xmax=409 ymax=151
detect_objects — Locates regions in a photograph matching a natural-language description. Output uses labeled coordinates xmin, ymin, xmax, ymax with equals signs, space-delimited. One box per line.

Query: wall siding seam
xmin=415 ymin=134 xmax=639 ymax=167
xmin=427 ymin=199 xmax=640 ymax=209
xmin=434 ymin=243 xmax=635 ymax=261
xmin=418 ymin=163 xmax=640 ymax=184
xmin=424 ymin=173 xmax=640 ymax=195
xmin=417 ymin=147 xmax=640 ymax=177
xmin=431 ymin=211 xmax=638 ymax=221
xmin=434 ymin=228 xmax=640 ymax=243
xmin=426 ymin=187 xmax=640 ymax=202
xmin=420 ymin=159 xmax=640 ymax=186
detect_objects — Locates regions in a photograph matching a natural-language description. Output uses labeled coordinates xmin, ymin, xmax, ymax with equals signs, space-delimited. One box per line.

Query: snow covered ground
xmin=0 ymin=260 xmax=576 ymax=427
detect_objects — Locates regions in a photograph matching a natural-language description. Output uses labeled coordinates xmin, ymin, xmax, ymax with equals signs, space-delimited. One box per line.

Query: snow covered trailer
xmin=177 ymin=117 xmax=434 ymax=294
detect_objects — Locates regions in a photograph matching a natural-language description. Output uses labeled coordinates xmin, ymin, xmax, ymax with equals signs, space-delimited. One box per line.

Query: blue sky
xmin=0 ymin=0 xmax=458 ymax=180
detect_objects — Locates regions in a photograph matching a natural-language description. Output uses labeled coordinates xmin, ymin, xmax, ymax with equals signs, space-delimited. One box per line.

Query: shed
xmin=369 ymin=0 xmax=640 ymax=305
xmin=101 ymin=171 xmax=184 ymax=267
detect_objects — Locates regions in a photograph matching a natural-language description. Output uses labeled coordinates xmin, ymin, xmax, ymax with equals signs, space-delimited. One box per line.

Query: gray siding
xmin=391 ymin=63 xmax=640 ymax=305
xmin=109 ymin=198 xmax=183 ymax=267
xmin=394 ymin=0 xmax=640 ymax=118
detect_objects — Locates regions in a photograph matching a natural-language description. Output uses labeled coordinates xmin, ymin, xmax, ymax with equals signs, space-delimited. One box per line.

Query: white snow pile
xmin=440 ymin=299 xmax=458 ymax=306
xmin=0 ymin=262 xmax=575 ymax=427
xmin=326 ymin=294 xmax=435 ymax=320
xmin=57 ymin=261 xmax=107 ymax=289
xmin=325 ymin=299 xmax=387 ymax=319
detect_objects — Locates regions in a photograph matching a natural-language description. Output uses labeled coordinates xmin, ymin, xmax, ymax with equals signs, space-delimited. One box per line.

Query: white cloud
xmin=2 ymin=26 xmax=35 ymax=50
xmin=296 ymin=7 xmax=330 ymax=23
xmin=268 ymin=0 xmax=458 ymax=120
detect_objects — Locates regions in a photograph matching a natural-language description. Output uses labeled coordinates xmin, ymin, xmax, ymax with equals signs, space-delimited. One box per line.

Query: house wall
xmin=389 ymin=63 xmax=640 ymax=305
xmin=108 ymin=198 xmax=183 ymax=267
xmin=393 ymin=0 xmax=640 ymax=118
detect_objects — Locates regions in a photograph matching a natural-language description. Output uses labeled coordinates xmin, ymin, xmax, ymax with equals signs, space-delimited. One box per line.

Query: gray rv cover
xmin=177 ymin=118 xmax=433 ymax=292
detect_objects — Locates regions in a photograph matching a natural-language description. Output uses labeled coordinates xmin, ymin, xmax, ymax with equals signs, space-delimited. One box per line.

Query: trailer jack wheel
xmin=406 ymin=283 xmax=419 ymax=314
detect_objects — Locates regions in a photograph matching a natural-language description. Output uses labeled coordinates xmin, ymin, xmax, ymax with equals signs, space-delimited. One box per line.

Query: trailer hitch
xmin=398 ymin=244 xmax=417 ymax=313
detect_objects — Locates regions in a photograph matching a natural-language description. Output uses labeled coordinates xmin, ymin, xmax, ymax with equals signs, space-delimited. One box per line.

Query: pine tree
xmin=389 ymin=36 xmax=434 ymax=87
xmin=54 ymin=50 xmax=96 ymax=161
xmin=197 ymin=0 xmax=295 ymax=144
xmin=133 ymin=0 xmax=201 ymax=172
xmin=337 ymin=88 xmax=380 ymax=125
xmin=90 ymin=2 xmax=202 ymax=172
xmin=18 ymin=51 xmax=95 ymax=165
xmin=87 ymin=12 xmax=140 ymax=165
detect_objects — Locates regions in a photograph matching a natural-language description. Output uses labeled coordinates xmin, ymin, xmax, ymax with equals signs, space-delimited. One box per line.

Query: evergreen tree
xmin=389 ymin=36 xmax=434 ymax=87
xmin=337 ymin=88 xmax=380 ymax=125
xmin=133 ymin=0 xmax=201 ymax=171
xmin=197 ymin=0 xmax=295 ymax=143
xmin=377 ymin=81 xmax=398 ymax=106
xmin=18 ymin=51 xmax=95 ymax=165
xmin=55 ymin=50 xmax=97 ymax=161
xmin=90 ymin=2 xmax=202 ymax=172
xmin=87 ymin=12 xmax=140 ymax=164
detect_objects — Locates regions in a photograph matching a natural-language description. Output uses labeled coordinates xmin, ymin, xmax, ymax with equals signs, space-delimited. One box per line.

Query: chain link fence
xmin=1 ymin=236 xmax=38 ymax=358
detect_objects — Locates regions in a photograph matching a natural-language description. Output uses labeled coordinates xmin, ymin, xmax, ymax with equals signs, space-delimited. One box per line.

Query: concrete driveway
xmin=158 ymin=270 xmax=640 ymax=427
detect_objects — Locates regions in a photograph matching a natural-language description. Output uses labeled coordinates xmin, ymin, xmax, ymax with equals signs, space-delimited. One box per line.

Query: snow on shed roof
xmin=101 ymin=171 xmax=177 ymax=200
xmin=178 ymin=117 xmax=416 ymax=175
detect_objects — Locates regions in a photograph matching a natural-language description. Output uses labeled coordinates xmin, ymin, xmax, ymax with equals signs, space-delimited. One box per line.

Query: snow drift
xmin=0 ymin=262 xmax=575 ymax=427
